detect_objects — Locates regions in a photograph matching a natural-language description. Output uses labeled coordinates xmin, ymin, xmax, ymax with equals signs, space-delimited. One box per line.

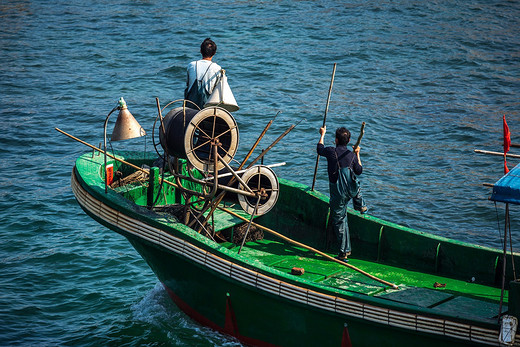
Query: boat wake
xmin=132 ymin=283 xmax=243 ymax=346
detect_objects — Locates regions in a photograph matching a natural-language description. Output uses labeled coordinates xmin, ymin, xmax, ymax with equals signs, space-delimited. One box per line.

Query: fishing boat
xmin=60 ymin=97 xmax=520 ymax=346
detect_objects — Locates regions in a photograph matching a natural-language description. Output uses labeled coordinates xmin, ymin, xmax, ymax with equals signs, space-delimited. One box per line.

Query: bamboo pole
xmin=246 ymin=122 xmax=300 ymax=169
xmin=218 ymin=206 xmax=399 ymax=289
xmin=241 ymin=111 xmax=279 ymax=169
xmin=474 ymin=149 xmax=520 ymax=159
xmin=55 ymin=128 xmax=254 ymax=197
xmin=311 ymin=63 xmax=337 ymax=191
xmin=56 ymin=127 xmax=158 ymax=177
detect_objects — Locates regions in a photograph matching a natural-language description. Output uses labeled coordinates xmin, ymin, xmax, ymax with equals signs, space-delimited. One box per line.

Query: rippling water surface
xmin=1 ymin=0 xmax=519 ymax=345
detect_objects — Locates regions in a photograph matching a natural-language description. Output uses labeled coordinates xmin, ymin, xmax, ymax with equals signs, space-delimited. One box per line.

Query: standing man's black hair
xmin=335 ymin=127 xmax=351 ymax=146
xmin=200 ymin=38 xmax=217 ymax=58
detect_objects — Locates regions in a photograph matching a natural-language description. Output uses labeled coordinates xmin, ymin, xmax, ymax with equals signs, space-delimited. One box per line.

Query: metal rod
xmin=172 ymin=171 xmax=257 ymax=198
xmin=499 ymin=202 xmax=509 ymax=319
xmin=187 ymin=112 xmax=286 ymax=232
xmin=238 ymin=196 xmax=261 ymax=254
xmin=312 ymin=63 xmax=337 ymax=191
xmin=103 ymin=106 xmax=118 ymax=193
xmin=194 ymin=113 xmax=283 ymax=230
xmin=216 ymin=152 xmax=254 ymax=194
xmin=155 ymin=97 xmax=167 ymax=139
xmin=509 ymin=211 xmax=517 ymax=281
xmin=219 ymin=206 xmax=398 ymax=289
xmin=196 ymin=144 xmax=220 ymax=233
xmin=203 ymin=162 xmax=286 ymax=181
xmin=189 ymin=206 xmax=216 ymax=241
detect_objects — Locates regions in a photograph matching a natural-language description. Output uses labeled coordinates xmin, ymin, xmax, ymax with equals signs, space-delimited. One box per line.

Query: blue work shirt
xmin=317 ymin=144 xmax=363 ymax=184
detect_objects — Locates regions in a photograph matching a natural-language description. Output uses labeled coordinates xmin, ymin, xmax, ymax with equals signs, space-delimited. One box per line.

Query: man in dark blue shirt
xmin=317 ymin=126 xmax=367 ymax=262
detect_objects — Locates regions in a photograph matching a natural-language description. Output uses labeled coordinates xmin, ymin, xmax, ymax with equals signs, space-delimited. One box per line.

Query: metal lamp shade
xmin=204 ymin=70 xmax=239 ymax=112
xmin=111 ymin=107 xmax=146 ymax=141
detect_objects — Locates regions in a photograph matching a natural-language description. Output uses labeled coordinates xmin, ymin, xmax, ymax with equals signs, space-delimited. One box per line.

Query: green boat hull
xmin=129 ymin=236 xmax=483 ymax=346
xmin=71 ymin=151 xmax=520 ymax=346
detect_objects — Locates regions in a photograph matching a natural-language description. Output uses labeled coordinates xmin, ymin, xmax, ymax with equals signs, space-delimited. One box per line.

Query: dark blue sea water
xmin=1 ymin=0 xmax=519 ymax=345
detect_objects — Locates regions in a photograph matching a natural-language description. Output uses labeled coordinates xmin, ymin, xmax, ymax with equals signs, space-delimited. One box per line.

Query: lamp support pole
xmin=103 ymin=106 xmax=119 ymax=194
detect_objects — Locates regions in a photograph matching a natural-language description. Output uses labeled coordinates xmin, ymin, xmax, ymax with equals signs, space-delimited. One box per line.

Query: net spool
xmin=159 ymin=106 xmax=239 ymax=172
xmin=238 ymin=165 xmax=279 ymax=216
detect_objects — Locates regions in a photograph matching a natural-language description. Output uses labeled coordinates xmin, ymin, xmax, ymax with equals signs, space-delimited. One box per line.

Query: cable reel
xmin=159 ymin=106 xmax=239 ymax=172
xmin=238 ymin=165 xmax=280 ymax=216
xmin=152 ymin=99 xmax=283 ymax=226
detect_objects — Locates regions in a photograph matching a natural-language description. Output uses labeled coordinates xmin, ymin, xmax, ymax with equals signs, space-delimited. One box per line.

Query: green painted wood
xmin=72 ymin=150 xmax=520 ymax=345
xmin=377 ymin=287 xmax=453 ymax=308
xmin=432 ymin=296 xmax=503 ymax=321
xmin=377 ymin=226 xmax=384 ymax=262
xmin=435 ymin=242 xmax=441 ymax=273
xmin=147 ymin=166 xmax=160 ymax=207
xmin=129 ymin=235 xmax=477 ymax=347
xmin=210 ymin=207 xmax=256 ymax=232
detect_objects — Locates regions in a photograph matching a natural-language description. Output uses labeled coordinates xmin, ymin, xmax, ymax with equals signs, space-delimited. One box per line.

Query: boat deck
xmin=89 ymin=153 xmax=507 ymax=326
xmin=227 ymin=238 xmax=505 ymax=324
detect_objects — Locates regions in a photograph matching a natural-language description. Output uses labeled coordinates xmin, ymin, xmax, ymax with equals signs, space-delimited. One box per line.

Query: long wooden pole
xmin=352 ymin=122 xmax=366 ymax=150
xmin=246 ymin=122 xmax=299 ymax=169
xmin=311 ymin=63 xmax=337 ymax=191
xmin=219 ymin=206 xmax=399 ymax=289
xmin=58 ymin=126 xmax=397 ymax=288
xmin=55 ymin=128 xmax=254 ymax=197
xmin=474 ymin=149 xmax=520 ymax=159
xmin=241 ymin=111 xmax=279 ymax=169
xmin=56 ymin=127 xmax=154 ymax=175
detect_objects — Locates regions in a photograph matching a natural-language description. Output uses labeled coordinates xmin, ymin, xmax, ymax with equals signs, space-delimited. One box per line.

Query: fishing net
xmin=231 ymin=222 xmax=264 ymax=244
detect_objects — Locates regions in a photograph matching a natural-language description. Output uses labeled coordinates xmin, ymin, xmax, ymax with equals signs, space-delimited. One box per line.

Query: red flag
xmin=503 ymin=115 xmax=511 ymax=174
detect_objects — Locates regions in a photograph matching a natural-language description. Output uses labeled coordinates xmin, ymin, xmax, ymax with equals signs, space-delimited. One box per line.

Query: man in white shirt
xmin=184 ymin=38 xmax=222 ymax=109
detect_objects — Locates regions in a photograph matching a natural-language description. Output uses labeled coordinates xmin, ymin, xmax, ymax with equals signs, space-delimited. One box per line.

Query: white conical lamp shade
xmin=204 ymin=69 xmax=239 ymax=112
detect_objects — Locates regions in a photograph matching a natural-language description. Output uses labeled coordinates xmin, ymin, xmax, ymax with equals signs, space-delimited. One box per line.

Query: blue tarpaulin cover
xmin=490 ymin=163 xmax=520 ymax=205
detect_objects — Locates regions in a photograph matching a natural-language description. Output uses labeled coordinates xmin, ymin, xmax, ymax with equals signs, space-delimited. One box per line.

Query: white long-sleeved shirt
xmin=186 ymin=59 xmax=222 ymax=94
